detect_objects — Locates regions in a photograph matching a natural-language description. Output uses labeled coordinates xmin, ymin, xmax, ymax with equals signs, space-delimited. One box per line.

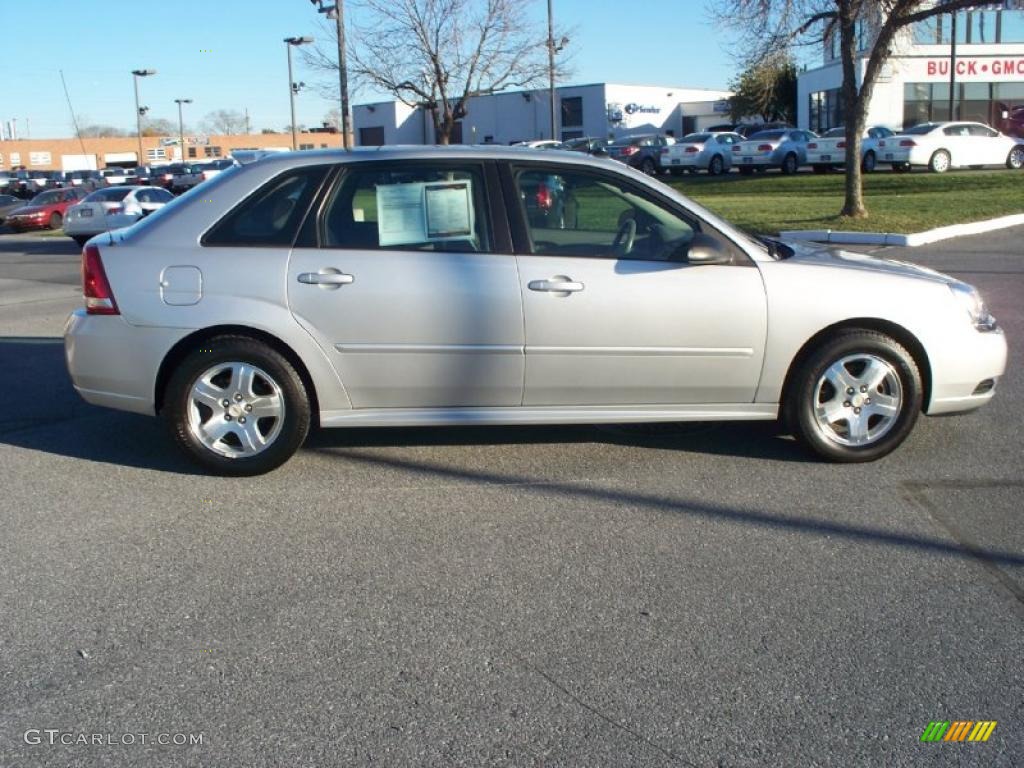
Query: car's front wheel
xmin=862 ymin=151 xmax=876 ymax=173
xmin=1007 ymin=145 xmax=1024 ymax=170
xmin=786 ymin=331 xmax=923 ymax=462
xmin=781 ymin=153 xmax=798 ymax=175
xmin=640 ymin=158 xmax=657 ymax=176
xmin=708 ymin=155 xmax=724 ymax=176
xmin=163 ymin=336 xmax=311 ymax=475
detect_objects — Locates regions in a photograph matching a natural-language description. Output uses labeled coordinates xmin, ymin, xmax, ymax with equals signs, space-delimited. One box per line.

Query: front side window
xmin=203 ymin=165 xmax=329 ymax=247
xmin=320 ymin=164 xmax=491 ymax=252
xmin=513 ymin=167 xmax=695 ymax=262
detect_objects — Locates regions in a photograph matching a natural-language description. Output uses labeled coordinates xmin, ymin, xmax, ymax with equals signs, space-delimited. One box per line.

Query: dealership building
xmin=352 ymin=83 xmax=733 ymax=146
xmin=798 ymin=6 xmax=1024 ymax=135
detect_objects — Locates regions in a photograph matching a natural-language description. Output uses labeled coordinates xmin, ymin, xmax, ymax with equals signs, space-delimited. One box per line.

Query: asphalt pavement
xmin=0 ymin=228 xmax=1021 ymax=767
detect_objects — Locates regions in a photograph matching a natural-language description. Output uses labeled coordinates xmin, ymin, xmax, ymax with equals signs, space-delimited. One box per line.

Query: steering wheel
xmin=612 ymin=217 xmax=637 ymax=257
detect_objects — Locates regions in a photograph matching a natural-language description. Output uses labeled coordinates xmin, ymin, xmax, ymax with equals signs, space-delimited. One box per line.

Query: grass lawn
xmin=667 ymin=169 xmax=1024 ymax=235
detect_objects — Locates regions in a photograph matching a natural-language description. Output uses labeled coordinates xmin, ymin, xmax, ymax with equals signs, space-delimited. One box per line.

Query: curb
xmin=779 ymin=213 xmax=1024 ymax=247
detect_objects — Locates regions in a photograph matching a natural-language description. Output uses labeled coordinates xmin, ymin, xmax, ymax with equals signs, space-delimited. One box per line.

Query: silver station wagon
xmin=64 ymin=147 xmax=1007 ymax=475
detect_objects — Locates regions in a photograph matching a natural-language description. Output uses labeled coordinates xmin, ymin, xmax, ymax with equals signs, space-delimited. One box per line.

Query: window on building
xmin=1000 ymin=10 xmax=1024 ymax=43
xmin=204 ymin=146 xmax=222 ymax=158
xmin=299 ymin=143 xmax=314 ymax=151
xmin=359 ymin=126 xmax=386 ymax=146
xmin=146 ymin=148 xmax=167 ymax=161
xmin=188 ymin=147 xmax=198 ymax=159
xmin=561 ymin=96 xmax=584 ymax=127
xmin=808 ymin=89 xmax=843 ymax=133
xmin=913 ymin=10 xmax=1024 ymax=44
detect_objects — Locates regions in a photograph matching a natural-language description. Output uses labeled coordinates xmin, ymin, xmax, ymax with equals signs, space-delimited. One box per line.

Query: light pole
xmin=311 ymin=0 xmax=352 ymax=148
xmin=132 ymin=69 xmax=156 ymax=165
xmin=174 ymin=99 xmax=192 ymax=163
xmin=546 ymin=2 xmax=568 ymax=142
xmin=284 ymin=37 xmax=314 ymax=151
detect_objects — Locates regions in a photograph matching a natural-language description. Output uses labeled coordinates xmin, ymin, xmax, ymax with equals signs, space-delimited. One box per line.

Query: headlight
xmin=949 ymin=282 xmax=997 ymax=331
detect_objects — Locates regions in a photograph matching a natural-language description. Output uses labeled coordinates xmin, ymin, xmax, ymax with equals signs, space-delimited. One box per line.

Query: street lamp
xmin=546 ymin=1 xmax=569 ymax=141
xmin=284 ymin=36 xmax=314 ymax=151
xmin=174 ymin=99 xmax=192 ymax=163
xmin=310 ymin=0 xmax=352 ymax=148
xmin=132 ymin=69 xmax=156 ymax=165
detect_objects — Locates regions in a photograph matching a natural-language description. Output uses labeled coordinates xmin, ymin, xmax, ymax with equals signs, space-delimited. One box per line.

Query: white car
xmin=100 ymin=168 xmax=130 ymax=186
xmin=660 ymin=132 xmax=743 ymax=176
xmin=172 ymin=159 xmax=236 ymax=193
xmin=877 ymin=121 xmax=1024 ymax=173
xmin=805 ymin=126 xmax=896 ymax=173
xmin=63 ymin=185 xmax=174 ymax=245
xmin=732 ymin=130 xmax=817 ymax=175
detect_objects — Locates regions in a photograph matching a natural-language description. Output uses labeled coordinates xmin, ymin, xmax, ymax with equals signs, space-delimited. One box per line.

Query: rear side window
xmin=203 ymin=165 xmax=329 ymax=247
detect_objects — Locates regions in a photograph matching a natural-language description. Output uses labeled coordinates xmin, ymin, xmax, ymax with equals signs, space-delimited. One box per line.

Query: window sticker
xmin=375 ymin=179 xmax=475 ymax=247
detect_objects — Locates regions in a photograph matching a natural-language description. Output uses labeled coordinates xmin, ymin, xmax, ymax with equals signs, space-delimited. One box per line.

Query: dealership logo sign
xmin=910 ymin=56 xmax=1024 ymax=82
xmin=624 ymin=103 xmax=660 ymax=115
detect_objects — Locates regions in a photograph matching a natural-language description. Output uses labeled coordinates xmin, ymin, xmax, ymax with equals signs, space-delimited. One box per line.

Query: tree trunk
xmin=838 ymin=2 xmax=867 ymax=219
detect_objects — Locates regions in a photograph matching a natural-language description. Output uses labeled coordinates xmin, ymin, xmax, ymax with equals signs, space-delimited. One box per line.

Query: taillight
xmin=107 ymin=206 xmax=124 ymax=215
xmin=82 ymin=245 xmax=118 ymax=315
xmin=621 ymin=146 xmax=639 ymax=157
xmin=807 ymin=142 xmax=818 ymax=149
xmin=900 ymin=139 xmax=916 ymax=147
xmin=758 ymin=144 xmax=773 ymax=151
xmin=685 ymin=146 xmax=700 ymax=153
xmin=536 ymin=182 xmax=552 ymax=210
xmin=836 ymin=141 xmax=846 ymax=149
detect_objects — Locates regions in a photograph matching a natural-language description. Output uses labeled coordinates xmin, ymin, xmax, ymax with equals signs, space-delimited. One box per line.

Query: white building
xmin=798 ymin=6 xmax=1024 ymax=135
xmin=352 ymin=83 xmax=733 ymax=146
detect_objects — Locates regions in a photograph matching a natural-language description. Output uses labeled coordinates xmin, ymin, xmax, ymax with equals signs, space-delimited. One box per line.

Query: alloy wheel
xmin=186 ymin=362 xmax=285 ymax=458
xmin=811 ymin=354 xmax=903 ymax=447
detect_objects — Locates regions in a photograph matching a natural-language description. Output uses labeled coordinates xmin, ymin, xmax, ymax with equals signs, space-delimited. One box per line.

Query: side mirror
xmin=686 ymin=232 xmax=733 ymax=265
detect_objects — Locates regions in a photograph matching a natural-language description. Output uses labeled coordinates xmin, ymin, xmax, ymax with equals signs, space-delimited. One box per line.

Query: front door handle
xmin=528 ymin=276 xmax=584 ymax=293
xmin=298 ymin=271 xmax=354 ymax=288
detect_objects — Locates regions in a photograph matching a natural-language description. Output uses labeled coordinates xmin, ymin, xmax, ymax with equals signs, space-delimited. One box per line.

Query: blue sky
xmin=1 ymin=0 xmax=738 ymax=139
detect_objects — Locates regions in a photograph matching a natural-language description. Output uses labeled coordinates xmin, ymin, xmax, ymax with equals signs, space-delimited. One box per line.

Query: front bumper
xmin=926 ymin=327 xmax=1008 ymax=415
xmin=5 ymin=215 xmax=50 ymax=231
xmin=64 ymin=310 xmax=192 ymax=416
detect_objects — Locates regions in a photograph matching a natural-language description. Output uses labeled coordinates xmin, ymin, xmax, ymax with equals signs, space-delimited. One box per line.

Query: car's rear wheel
xmin=708 ymin=155 xmax=724 ymax=176
xmin=862 ymin=151 xmax=876 ymax=173
xmin=163 ymin=337 xmax=311 ymax=475
xmin=785 ymin=331 xmax=923 ymax=462
xmin=48 ymin=212 xmax=63 ymax=230
xmin=1007 ymin=145 xmax=1024 ymax=170
xmin=640 ymin=158 xmax=657 ymax=176
xmin=928 ymin=149 xmax=951 ymax=173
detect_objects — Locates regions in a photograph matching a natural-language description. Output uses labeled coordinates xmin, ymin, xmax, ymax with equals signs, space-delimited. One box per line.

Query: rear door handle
xmin=528 ymin=277 xmax=584 ymax=293
xmin=298 ymin=271 xmax=354 ymax=287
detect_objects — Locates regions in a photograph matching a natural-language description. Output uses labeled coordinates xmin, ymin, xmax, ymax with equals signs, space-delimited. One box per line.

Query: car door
xmin=967 ymin=123 xmax=1005 ymax=165
xmin=506 ymin=163 xmax=767 ymax=406
xmin=287 ymin=160 xmax=525 ymax=409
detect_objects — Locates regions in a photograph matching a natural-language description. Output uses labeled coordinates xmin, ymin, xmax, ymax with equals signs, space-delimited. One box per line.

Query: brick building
xmin=0 ymin=131 xmax=345 ymax=171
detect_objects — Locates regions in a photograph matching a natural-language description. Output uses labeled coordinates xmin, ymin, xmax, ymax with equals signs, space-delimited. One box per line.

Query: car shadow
xmin=0 ymin=336 xmax=812 ymax=473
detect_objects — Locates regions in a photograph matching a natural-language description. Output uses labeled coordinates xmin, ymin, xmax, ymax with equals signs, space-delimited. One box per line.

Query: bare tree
xmin=729 ymin=53 xmax=798 ymax=123
xmin=720 ymin=0 xmax=1003 ymax=219
xmin=200 ymin=109 xmax=248 ymax=136
xmin=141 ymin=117 xmax=178 ymax=137
xmin=303 ymin=0 xmax=560 ymax=144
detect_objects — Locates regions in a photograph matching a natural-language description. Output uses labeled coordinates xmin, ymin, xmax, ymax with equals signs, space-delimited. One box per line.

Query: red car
xmin=4 ymin=187 xmax=89 ymax=232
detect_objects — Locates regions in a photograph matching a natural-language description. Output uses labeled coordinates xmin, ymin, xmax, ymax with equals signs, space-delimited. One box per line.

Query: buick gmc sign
xmin=909 ymin=56 xmax=1024 ymax=82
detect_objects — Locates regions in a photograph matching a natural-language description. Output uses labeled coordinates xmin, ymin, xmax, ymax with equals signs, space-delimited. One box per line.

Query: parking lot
xmin=0 ymin=228 xmax=1021 ymax=765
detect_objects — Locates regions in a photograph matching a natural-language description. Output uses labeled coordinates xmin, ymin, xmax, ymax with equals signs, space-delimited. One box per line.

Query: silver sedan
xmin=64 ymin=146 xmax=1007 ymax=474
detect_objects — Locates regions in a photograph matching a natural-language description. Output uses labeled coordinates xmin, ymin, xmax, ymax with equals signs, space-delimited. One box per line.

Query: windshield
xmin=823 ymin=127 xmax=845 ymax=138
xmin=682 ymin=133 xmax=712 ymax=143
xmin=84 ymin=189 xmax=131 ymax=203
xmin=31 ymin=191 xmax=62 ymax=205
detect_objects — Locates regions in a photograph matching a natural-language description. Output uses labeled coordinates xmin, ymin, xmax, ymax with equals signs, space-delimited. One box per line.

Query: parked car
xmin=100 ymin=167 xmax=130 ymax=186
xmin=605 ymin=134 xmax=675 ymax=175
xmin=996 ymin=103 xmax=1024 ymax=139
xmin=0 ymin=171 xmax=13 ymax=193
xmin=63 ymin=147 xmax=1006 ymax=475
xmin=511 ymin=140 xmax=568 ymax=150
xmin=129 ymin=166 xmax=154 ymax=186
xmin=733 ymin=122 xmax=795 ymax=138
xmin=660 ymin=132 xmax=743 ymax=176
xmin=876 ymin=121 xmax=1024 ymax=173
xmin=565 ymin=137 xmax=612 ymax=155
xmin=805 ymin=126 xmax=896 ymax=173
xmin=153 ymin=163 xmax=189 ymax=191
xmin=732 ymin=129 xmax=817 ymax=175
xmin=63 ymin=170 xmax=105 ymax=190
xmin=43 ymin=171 xmax=70 ymax=190
xmin=9 ymin=170 xmax=50 ymax=198
xmin=0 ymin=194 xmax=24 ymax=224
xmin=4 ymin=187 xmax=89 ymax=232
xmin=63 ymin=185 xmax=175 ymax=245
xmin=171 ymin=162 xmax=223 ymax=193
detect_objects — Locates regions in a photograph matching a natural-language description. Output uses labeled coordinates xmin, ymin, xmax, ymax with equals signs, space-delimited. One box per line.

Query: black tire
xmin=72 ymin=235 xmax=89 ymax=246
xmin=738 ymin=166 xmax=754 ymax=176
xmin=48 ymin=212 xmax=63 ymax=230
xmin=640 ymin=158 xmax=656 ymax=175
xmin=784 ymin=330 xmax=923 ymax=463
xmin=163 ymin=336 xmax=311 ymax=476
xmin=1007 ymin=145 xmax=1024 ymax=170
xmin=928 ymin=149 xmax=951 ymax=173
xmin=862 ymin=151 xmax=876 ymax=173
xmin=708 ymin=154 xmax=724 ymax=176
xmin=781 ymin=153 xmax=798 ymax=175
